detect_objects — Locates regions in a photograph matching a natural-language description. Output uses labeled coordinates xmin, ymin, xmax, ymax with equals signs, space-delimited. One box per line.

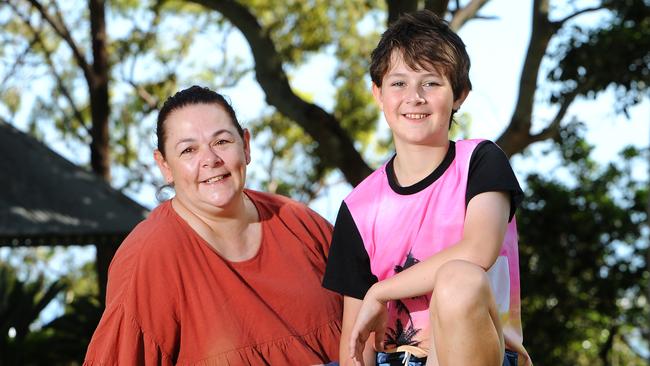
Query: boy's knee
xmin=432 ymin=260 xmax=492 ymax=316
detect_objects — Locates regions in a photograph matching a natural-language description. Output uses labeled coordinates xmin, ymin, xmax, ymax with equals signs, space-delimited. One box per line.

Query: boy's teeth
xmin=405 ymin=113 xmax=428 ymax=119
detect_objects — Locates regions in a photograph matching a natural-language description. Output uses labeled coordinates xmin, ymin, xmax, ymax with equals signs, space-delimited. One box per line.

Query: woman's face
xmin=154 ymin=103 xmax=250 ymax=214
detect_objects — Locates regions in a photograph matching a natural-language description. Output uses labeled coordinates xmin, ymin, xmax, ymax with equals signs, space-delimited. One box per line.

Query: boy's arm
xmin=341 ymin=296 xmax=378 ymax=366
xmin=349 ymin=191 xmax=510 ymax=348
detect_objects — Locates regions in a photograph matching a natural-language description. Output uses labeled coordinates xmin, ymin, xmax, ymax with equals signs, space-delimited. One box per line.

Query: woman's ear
xmin=154 ymin=150 xmax=173 ymax=184
xmin=243 ymin=129 xmax=252 ymax=165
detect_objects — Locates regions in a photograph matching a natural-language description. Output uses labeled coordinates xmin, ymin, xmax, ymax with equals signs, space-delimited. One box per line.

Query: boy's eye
xmin=214 ymin=139 xmax=231 ymax=146
xmin=423 ymin=81 xmax=440 ymax=87
xmin=391 ymin=81 xmax=406 ymax=87
xmin=180 ymin=147 xmax=195 ymax=155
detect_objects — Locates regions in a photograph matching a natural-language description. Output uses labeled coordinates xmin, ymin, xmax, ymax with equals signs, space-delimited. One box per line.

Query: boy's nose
xmin=406 ymin=87 xmax=425 ymax=104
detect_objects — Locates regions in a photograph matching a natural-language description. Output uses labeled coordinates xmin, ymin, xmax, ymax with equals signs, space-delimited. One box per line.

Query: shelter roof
xmin=0 ymin=122 xmax=148 ymax=247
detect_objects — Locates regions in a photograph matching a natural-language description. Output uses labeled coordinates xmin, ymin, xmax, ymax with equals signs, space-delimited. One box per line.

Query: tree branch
xmin=449 ymin=0 xmax=491 ymax=31
xmin=25 ymin=0 xmax=93 ymax=83
xmin=556 ymin=5 xmax=605 ymax=26
xmin=9 ymin=2 xmax=90 ymax=134
xmin=497 ymin=0 xmax=557 ymax=156
xmin=0 ymin=36 xmax=36 ymax=89
xmin=424 ymin=0 xmax=450 ymax=18
xmin=530 ymin=90 xmax=578 ymax=142
xmin=386 ymin=0 xmax=418 ymax=25
xmin=188 ymin=0 xmax=372 ymax=185
xmin=127 ymin=80 xmax=159 ymax=112
xmin=43 ymin=49 xmax=91 ymax=135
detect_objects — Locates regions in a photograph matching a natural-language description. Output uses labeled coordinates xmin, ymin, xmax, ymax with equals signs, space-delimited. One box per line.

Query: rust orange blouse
xmin=84 ymin=190 xmax=342 ymax=365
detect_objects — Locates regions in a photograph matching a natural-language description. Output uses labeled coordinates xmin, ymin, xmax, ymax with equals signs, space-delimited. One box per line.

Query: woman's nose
xmin=201 ymin=148 xmax=223 ymax=167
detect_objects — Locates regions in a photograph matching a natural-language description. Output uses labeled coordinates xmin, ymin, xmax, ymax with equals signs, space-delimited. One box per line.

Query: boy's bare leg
xmin=427 ymin=260 xmax=504 ymax=366
xmin=425 ymin=329 xmax=440 ymax=366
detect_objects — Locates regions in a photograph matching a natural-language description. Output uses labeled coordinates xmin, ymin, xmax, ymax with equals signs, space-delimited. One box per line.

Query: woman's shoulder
xmin=105 ymin=201 xmax=187 ymax=302
xmin=116 ymin=200 xmax=184 ymax=255
xmin=245 ymin=189 xmax=333 ymax=246
xmin=245 ymin=189 xmax=301 ymax=208
xmin=245 ymin=189 xmax=325 ymax=222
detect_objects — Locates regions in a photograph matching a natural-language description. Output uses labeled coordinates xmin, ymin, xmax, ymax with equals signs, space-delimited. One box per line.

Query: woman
xmin=84 ymin=86 xmax=342 ymax=365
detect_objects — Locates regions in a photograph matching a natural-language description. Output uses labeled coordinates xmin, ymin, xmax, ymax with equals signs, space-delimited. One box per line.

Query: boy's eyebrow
xmin=385 ymin=71 xmax=443 ymax=78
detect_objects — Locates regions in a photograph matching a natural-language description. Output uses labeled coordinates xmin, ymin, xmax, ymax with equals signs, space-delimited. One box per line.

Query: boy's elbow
xmin=463 ymin=239 xmax=502 ymax=271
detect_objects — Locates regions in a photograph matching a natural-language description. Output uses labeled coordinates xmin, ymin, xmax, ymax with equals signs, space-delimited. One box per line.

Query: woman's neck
xmin=171 ymin=193 xmax=261 ymax=261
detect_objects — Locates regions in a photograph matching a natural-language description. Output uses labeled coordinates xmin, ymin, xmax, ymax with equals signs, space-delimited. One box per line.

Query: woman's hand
xmin=348 ymin=287 xmax=388 ymax=365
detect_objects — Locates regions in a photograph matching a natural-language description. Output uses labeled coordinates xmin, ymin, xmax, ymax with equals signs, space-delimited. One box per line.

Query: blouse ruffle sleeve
xmin=83 ymin=302 xmax=174 ymax=365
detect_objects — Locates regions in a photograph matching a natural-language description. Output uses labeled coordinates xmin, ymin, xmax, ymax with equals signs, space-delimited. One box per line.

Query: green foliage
xmin=248 ymin=110 xmax=330 ymax=202
xmin=332 ymin=4 xmax=382 ymax=151
xmin=551 ymin=0 xmax=650 ymax=113
xmin=30 ymin=294 xmax=102 ymax=365
xmin=239 ymin=0 xmax=349 ymax=64
xmin=0 ymin=249 xmax=100 ymax=365
xmin=518 ymin=121 xmax=648 ymax=365
xmin=0 ymin=1 xmax=648 ymax=363
xmin=0 ymin=262 xmax=66 ymax=365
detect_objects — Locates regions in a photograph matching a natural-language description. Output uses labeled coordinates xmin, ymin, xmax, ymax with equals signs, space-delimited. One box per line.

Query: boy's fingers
xmin=350 ymin=330 xmax=368 ymax=365
xmin=374 ymin=329 xmax=385 ymax=352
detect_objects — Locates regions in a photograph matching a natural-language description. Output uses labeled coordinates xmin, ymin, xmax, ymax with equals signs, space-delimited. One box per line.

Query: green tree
xmin=0 ymin=262 xmax=66 ymax=365
xmin=2 ymin=0 xmax=647 ymax=204
xmin=518 ymin=122 xmax=648 ymax=365
xmin=0 ymin=0 xmax=221 ymax=298
xmin=0 ymin=0 xmax=648 ymax=363
xmin=186 ymin=0 xmax=649 ymax=184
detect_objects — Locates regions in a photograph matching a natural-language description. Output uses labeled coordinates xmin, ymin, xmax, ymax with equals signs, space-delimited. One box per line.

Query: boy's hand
xmin=349 ymin=290 xmax=388 ymax=365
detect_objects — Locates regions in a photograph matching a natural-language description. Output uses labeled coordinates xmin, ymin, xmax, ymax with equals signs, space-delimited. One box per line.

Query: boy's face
xmin=372 ymin=52 xmax=467 ymax=148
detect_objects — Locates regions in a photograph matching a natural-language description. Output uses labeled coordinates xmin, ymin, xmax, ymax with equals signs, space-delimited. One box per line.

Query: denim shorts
xmin=376 ymin=349 xmax=518 ymax=366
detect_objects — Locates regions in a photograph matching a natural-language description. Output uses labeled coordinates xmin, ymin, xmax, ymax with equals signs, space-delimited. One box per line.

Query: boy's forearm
xmin=340 ymin=296 xmax=376 ymax=365
xmin=370 ymin=192 xmax=510 ymax=302
xmin=368 ymin=239 xmax=499 ymax=302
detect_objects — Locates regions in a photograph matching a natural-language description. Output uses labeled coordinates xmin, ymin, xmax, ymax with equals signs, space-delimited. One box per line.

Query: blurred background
xmin=0 ymin=0 xmax=648 ymax=364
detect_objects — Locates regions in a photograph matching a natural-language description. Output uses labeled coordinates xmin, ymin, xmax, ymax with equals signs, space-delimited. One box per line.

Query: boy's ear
xmin=372 ymin=83 xmax=383 ymax=110
xmin=453 ymin=89 xmax=470 ymax=110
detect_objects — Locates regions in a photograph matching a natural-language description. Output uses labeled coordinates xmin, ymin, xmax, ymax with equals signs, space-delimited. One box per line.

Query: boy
xmin=323 ymin=10 xmax=531 ymax=366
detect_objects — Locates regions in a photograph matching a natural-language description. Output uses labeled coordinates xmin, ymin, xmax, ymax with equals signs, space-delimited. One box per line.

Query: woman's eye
xmin=180 ymin=147 xmax=194 ymax=155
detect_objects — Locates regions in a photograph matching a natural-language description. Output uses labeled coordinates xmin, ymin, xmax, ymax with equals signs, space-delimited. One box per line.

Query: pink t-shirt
xmin=324 ymin=139 xmax=528 ymax=360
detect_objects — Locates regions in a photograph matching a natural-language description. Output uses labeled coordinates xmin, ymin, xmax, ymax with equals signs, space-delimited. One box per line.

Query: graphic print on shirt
xmin=384 ymin=251 xmax=429 ymax=349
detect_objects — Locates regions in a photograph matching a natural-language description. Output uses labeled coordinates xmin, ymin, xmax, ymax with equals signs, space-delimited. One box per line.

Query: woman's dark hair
xmin=156 ymin=85 xmax=244 ymax=157
xmin=369 ymin=10 xmax=472 ymax=101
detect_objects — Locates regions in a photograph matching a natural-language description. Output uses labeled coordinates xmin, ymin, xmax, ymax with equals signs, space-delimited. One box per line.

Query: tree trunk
xmin=496 ymin=0 xmax=555 ymax=156
xmin=88 ymin=0 xmax=113 ymax=302
xmin=386 ymin=0 xmax=418 ymax=24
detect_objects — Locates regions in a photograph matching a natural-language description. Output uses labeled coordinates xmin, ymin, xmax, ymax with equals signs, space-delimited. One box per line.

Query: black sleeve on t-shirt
xmin=322 ymin=202 xmax=378 ymax=300
xmin=466 ymin=140 xmax=524 ymax=222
